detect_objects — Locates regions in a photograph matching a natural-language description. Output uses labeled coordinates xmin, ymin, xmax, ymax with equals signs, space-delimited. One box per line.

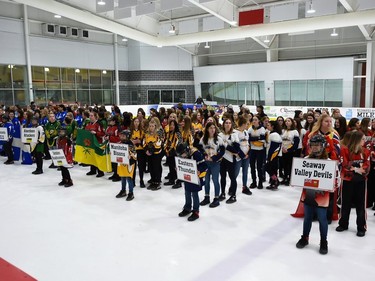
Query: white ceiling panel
xmin=306 ymin=0 xmax=337 ymax=18
xmin=136 ymin=2 xmax=156 ymax=16
xmin=114 ymin=7 xmax=132 ymax=19
xmin=203 ymin=16 xmax=225 ymax=31
xmin=358 ymin=0 xmax=375 ymax=10
xmin=96 ymin=0 xmax=114 ymax=13
xmin=270 ymin=3 xmax=299 ymax=23
xmin=118 ymin=0 xmax=137 ymax=9
xmin=161 ymin=0 xmax=184 ymax=11
xmin=179 ymin=19 xmax=199 ymax=35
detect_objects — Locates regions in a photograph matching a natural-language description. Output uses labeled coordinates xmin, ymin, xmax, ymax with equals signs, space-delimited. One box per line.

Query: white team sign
xmin=21 ymin=128 xmax=38 ymax=143
xmin=290 ymin=158 xmax=337 ymax=191
xmin=110 ymin=143 xmax=129 ymax=164
xmin=0 ymin=128 xmax=8 ymax=141
xmin=50 ymin=149 xmax=71 ymax=168
xmin=175 ymin=157 xmax=199 ymax=185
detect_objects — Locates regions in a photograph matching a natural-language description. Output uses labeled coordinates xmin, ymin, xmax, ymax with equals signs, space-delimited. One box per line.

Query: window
xmin=201 ymin=82 xmax=265 ymax=105
xmin=147 ymin=90 xmax=186 ymax=104
xmin=274 ymin=79 xmax=342 ymax=107
xmin=130 ymin=91 xmax=139 ymax=105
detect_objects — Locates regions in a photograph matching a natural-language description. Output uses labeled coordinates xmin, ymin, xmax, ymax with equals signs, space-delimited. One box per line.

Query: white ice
xmin=0 ymin=158 xmax=374 ymax=281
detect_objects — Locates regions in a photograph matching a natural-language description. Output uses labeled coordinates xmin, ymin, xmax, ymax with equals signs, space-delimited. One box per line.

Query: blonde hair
xmin=309 ymin=113 xmax=336 ymax=138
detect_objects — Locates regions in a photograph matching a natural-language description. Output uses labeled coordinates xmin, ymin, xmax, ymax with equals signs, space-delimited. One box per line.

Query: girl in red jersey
xmin=336 ymin=130 xmax=370 ymax=237
xmin=105 ymin=116 xmax=121 ymax=182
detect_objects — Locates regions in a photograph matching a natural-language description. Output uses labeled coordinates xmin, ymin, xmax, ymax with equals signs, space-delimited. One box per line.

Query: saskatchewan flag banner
xmin=75 ymin=129 xmax=112 ymax=172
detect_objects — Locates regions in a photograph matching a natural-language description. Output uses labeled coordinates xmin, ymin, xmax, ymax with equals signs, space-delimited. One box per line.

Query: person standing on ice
xmin=296 ymin=134 xmax=336 ymax=255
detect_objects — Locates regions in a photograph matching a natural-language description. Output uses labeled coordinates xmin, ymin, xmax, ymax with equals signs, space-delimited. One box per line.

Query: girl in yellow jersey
xmin=191 ymin=112 xmax=203 ymax=133
xmin=130 ymin=117 xmax=146 ymax=188
xmin=144 ymin=118 xmax=163 ymax=190
xmin=164 ymin=119 xmax=182 ymax=187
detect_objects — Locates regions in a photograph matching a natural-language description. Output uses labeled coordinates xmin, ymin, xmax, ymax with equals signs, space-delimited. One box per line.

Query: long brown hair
xmin=203 ymin=122 xmax=218 ymax=145
xmin=347 ymin=130 xmax=364 ymax=154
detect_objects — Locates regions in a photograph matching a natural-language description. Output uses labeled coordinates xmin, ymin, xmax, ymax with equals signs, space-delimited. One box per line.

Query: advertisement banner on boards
xmin=175 ymin=157 xmax=200 ymax=185
xmin=21 ymin=128 xmax=38 ymax=143
xmin=290 ymin=158 xmax=337 ymax=191
xmin=109 ymin=142 xmax=129 ymax=164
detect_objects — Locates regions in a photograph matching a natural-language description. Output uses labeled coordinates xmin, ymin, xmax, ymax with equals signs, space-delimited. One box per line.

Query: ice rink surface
xmin=0 ymin=158 xmax=374 ymax=281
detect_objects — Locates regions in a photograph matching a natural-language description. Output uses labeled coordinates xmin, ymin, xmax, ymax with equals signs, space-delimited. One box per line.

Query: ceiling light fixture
xmin=75 ymin=68 xmax=80 ymax=73
xmin=97 ymin=1 xmax=106 ymax=6
xmin=307 ymin=1 xmax=315 ymax=14
xmin=102 ymin=70 xmax=107 ymax=74
xmin=54 ymin=15 xmax=61 ymax=19
xmin=44 ymin=67 xmax=50 ymax=72
xmin=331 ymin=28 xmax=338 ymax=37
xmin=122 ymin=37 xmax=128 ymax=42
xmin=204 ymin=42 xmax=210 ymax=49
xmin=169 ymin=24 xmax=176 ymax=34
xmin=264 ymin=36 xmax=270 ymax=43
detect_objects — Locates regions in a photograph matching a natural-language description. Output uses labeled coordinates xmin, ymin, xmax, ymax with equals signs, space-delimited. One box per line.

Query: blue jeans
xmin=235 ymin=157 xmax=249 ymax=187
xmin=121 ymin=177 xmax=134 ymax=193
xmin=303 ymin=203 xmax=328 ymax=240
xmin=205 ymin=161 xmax=220 ymax=197
xmin=184 ymin=189 xmax=200 ymax=212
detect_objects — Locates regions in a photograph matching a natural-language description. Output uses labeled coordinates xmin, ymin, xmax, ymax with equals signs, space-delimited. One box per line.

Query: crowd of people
xmin=1 ymin=102 xmax=374 ymax=251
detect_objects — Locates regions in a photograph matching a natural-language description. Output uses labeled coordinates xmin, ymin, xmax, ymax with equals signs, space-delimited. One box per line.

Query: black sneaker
xmin=164 ymin=174 xmax=170 ymax=180
xmin=242 ymin=187 xmax=252 ymax=195
xmin=112 ymin=176 xmax=121 ymax=182
xmin=209 ymin=198 xmax=220 ymax=208
xmin=64 ymin=180 xmax=73 ymax=188
xmin=58 ymin=180 xmax=65 ymax=186
xmin=336 ymin=226 xmax=348 ymax=232
xmin=178 ymin=209 xmax=191 ymax=217
xmin=49 ymin=163 xmax=57 ymax=169
xmin=108 ymin=175 xmax=115 ymax=180
xmin=86 ymin=171 xmax=96 ymax=176
xmin=249 ymin=182 xmax=257 ymax=189
xmin=296 ymin=235 xmax=309 ymax=249
xmin=32 ymin=170 xmax=43 ymax=175
xmin=172 ymin=182 xmax=182 ymax=189
xmin=226 ymin=196 xmax=237 ymax=204
xmin=164 ymin=181 xmax=175 ymax=186
xmin=4 ymin=160 xmax=14 ymax=165
xmin=147 ymin=179 xmax=152 ymax=183
xmin=200 ymin=196 xmax=210 ymax=206
xmin=140 ymin=181 xmax=146 ymax=188
xmin=126 ymin=192 xmax=134 ymax=201
xmin=187 ymin=211 xmax=199 ymax=221
xmin=218 ymin=193 xmax=226 ymax=201
xmin=147 ymin=183 xmax=154 ymax=190
xmin=257 ymin=182 xmax=263 ymax=189
xmin=96 ymin=172 xmax=105 ymax=178
xmin=357 ymin=231 xmax=366 ymax=237
xmin=151 ymin=183 xmax=161 ymax=191
xmin=116 ymin=190 xmax=127 ymax=198
xmin=319 ymin=239 xmax=328 ymax=254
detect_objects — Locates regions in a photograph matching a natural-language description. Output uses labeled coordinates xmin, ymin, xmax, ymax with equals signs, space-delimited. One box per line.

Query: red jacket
xmin=85 ymin=121 xmax=105 ymax=143
xmin=105 ymin=125 xmax=121 ymax=143
xmin=340 ymin=145 xmax=370 ymax=181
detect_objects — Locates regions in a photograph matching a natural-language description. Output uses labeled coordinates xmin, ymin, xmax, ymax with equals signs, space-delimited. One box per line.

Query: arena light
xmin=97 ymin=1 xmax=106 ymax=6
xmin=330 ymin=28 xmax=338 ymax=37
xmin=307 ymin=1 xmax=315 ymax=14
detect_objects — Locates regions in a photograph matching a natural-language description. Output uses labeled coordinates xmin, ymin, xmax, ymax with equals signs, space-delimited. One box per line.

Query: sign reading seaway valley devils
xmin=290 ymin=158 xmax=337 ymax=191
xmin=175 ymin=157 xmax=199 ymax=185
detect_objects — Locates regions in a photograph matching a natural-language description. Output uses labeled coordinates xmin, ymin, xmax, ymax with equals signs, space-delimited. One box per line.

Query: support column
xmin=365 ymin=41 xmax=375 ymax=107
xmin=23 ymin=4 xmax=33 ymax=103
xmin=113 ymin=34 xmax=120 ymax=105
xmin=266 ymin=35 xmax=279 ymax=62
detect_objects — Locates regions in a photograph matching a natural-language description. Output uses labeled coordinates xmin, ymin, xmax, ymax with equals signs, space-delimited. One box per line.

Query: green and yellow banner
xmin=75 ymin=129 xmax=112 ymax=172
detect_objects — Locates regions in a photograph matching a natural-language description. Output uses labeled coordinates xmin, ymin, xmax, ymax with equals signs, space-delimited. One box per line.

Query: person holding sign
xmin=45 ymin=113 xmax=61 ymax=168
xmin=116 ymin=130 xmax=137 ymax=201
xmin=105 ymin=116 xmax=121 ymax=182
xmin=31 ymin=117 xmax=45 ymax=175
xmin=177 ymin=139 xmax=208 ymax=221
xmin=2 ymin=115 xmax=15 ymax=165
xmin=336 ymin=131 xmax=370 ymax=237
xmin=199 ymin=122 xmax=225 ymax=208
xmin=57 ymin=128 xmax=73 ymax=187
xmin=296 ymin=135 xmax=335 ymax=255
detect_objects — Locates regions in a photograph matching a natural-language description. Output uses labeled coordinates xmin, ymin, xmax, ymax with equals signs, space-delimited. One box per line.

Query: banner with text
xmin=175 ymin=157 xmax=199 ymax=185
xmin=290 ymin=158 xmax=337 ymax=191
xmin=50 ymin=149 xmax=72 ymax=168
xmin=21 ymin=128 xmax=38 ymax=143
xmin=0 ymin=128 xmax=8 ymax=141
xmin=109 ymin=143 xmax=129 ymax=164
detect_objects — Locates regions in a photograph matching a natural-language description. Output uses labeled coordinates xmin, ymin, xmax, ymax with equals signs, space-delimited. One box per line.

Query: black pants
xmin=266 ymin=156 xmax=279 ymax=180
xmin=149 ymin=153 xmax=162 ymax=183
xmin=111 ymin=162 xmax=119 ymax=177
xmin=366 ymin=161 xmax=375 ymax=208
xmin=133 ymin=150 xmax=146 ymax=183
xmin=3 ymin=140 xmax=14 ymax=161
xmin=282 ymin=151 xmax=294 ymax=181
xmin=44 ymin=142 xmax=51 ymax=159
xmin=250 ymin=149 xmax=265 ymax=183
xmin=339 ymin=180 xmax=367 ymax=232
xmin=167 ymin=155 xmax=177 ymax=182
xmin=34 ymin=151 xmax=44 ymax=171
xmin=61 ymin=166 xmax=71 ymax=181
xmin=220 ymin=158 xmax=237 ymax=196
